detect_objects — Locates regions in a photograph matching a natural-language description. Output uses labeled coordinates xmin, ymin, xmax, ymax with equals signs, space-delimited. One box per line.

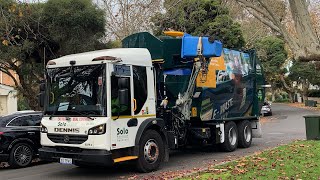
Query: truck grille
xmin=47 ymin=134 xmax=88 ymax=144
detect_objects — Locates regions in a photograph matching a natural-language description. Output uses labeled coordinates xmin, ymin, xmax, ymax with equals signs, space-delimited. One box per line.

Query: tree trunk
xmin=25 ymin=94 xmax=40 ymax=111
xmin=279 ymin=74 xmax=294 ymax=94
xmin=271 ymin=88 xmax=276 ymax=102
xmin=301 ymin=80 xmax=309 ymax=102
xmin=15 ymin=68 xmax=41 ymax=111
xmin=288 ymin=92 xmax=295 ymax=103
xmin=289 ymin=0 xmax=320 ymax=61
xmin=235 ymin=0 xmax=320 ymax=61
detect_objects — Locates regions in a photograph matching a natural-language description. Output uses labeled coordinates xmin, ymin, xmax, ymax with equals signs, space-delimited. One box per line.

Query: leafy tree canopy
xmin=289 ymin=61 xmax=320 ymax=86
xmin=255 ymin=36 xmax=287 ymax=87
xmin=43 ymin=0 xmax=105 ymax=55
xmin=0 ymin=0 xmax=106 ymax=110
xmin=152 ymin=0 xmax=245 ymax=49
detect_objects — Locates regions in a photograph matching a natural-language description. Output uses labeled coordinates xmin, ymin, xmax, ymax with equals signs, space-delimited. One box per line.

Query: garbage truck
xmin=38 ymin=32 xmax=265 ymax=172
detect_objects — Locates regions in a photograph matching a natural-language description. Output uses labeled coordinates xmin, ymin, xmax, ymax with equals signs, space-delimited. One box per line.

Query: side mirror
xmin=118 ymin=78 xmax=129 ymax=89
xmin=118 ymin=89 xmax=129 ymax=106
xmin=38 ymin=92 xmax=45 ymax=107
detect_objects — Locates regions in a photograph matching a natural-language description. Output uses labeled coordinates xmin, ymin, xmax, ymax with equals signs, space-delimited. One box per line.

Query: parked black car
xmin=0 ymin=111 xmax=42 ymax=168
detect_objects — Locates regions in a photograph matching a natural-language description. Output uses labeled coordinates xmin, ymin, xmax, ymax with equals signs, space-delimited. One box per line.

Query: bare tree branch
xmin=242 ymin=5 xmax=281 ymax=33
xmin=102 ymin=0 xmax=163 ymax=40
xmin=236 ymin=0 xmax=274 ymax=22
xmin=234 ymin=0 xmax=320 ymax=61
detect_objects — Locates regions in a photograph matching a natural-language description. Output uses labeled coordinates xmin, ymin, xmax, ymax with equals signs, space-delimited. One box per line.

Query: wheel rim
xmin=14 ymin=145 xmax=32 ymax=166
xmin=143 ymin=139 xmax=159 ymax=164
xmin=228 ymin=127 xmax=237 ymax=146
xmin=244 ymin=125 xmax=252 ymax=142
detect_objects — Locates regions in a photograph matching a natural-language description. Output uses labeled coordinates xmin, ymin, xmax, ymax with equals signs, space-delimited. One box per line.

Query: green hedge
xmin=308 ymin=90 xmax=320 ymax=97
xmin=274 ymin=99 xmax=290 ymax=103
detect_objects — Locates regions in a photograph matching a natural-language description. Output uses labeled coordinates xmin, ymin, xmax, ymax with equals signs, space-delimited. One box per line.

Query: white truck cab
xmin=39 ymin=48 xmax=166 ymax=172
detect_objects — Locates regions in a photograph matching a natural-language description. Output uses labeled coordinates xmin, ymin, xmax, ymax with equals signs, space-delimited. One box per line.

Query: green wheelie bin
xmin=304 ymin=115 xmax=320 ymax=140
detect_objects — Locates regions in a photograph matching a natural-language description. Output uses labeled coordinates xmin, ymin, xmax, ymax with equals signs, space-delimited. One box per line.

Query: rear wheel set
xmin=219 ymin=120 xmax=252 ymax=152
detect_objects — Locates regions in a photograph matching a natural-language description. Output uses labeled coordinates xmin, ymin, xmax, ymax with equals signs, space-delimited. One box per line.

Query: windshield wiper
xmin=67 ymin=109 xmax=95 ymax=120
xmin=48 ymin=104 xmax=95 ymax=120
xmin=48 ymin=103 xmax=70 ymax=120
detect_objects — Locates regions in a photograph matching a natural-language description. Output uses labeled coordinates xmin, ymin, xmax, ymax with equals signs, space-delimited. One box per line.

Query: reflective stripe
xmin=113 ymin=156 xmax=138 ymax=163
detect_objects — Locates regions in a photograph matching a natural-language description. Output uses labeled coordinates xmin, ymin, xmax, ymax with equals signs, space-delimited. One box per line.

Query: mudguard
xmin=8 ymin=138 xmax=35 ymax=150
xmin=134 ymin=118 xmax=169 ymax=162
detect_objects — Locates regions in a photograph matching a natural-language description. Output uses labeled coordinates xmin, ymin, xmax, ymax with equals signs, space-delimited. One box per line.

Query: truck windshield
xmin=44 ymin=64 xmax=106 ymax=116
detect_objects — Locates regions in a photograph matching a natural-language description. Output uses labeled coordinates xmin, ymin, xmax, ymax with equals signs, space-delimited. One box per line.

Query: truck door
xmin=110 ymin=64 xmax=135 ymax=149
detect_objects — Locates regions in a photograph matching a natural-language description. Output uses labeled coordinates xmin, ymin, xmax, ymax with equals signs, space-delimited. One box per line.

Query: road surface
xmin=1 ymin=103 xmax=318 ymax=179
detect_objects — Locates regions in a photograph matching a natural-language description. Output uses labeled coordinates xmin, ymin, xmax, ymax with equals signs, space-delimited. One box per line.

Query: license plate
xmin=59 ymin=158 xmax=72 ymax=164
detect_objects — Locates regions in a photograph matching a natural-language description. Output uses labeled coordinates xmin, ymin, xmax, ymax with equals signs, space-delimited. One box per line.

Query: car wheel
xmin=219 ymin=121 xmax=238 ymax=152
xmin=9 ymin=143 xmax=34 ymax=168
xmin=237 ymin=120 xmax=252 ymax=148
xmin=136 ymin=130 xmax=164 ymax=173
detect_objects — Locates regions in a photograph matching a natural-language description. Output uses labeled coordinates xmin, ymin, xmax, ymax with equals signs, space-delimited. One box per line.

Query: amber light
xmin=92 ymin=56 xmax=117 ymax=61
xmin=47 ymin=60 xmax=56 ymax=65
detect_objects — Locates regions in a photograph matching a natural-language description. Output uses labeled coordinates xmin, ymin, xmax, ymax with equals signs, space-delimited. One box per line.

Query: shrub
xmin=308 ymin=90 xmax=320 ymax=97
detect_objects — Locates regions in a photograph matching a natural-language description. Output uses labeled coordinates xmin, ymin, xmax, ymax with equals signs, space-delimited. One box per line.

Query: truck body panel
xmin=122 ymin=32 xmax=265 ymax=121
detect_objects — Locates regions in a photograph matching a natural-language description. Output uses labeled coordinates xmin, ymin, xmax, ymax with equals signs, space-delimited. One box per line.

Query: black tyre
xmin=237 ymin=120 xmax=252 ymax=148
xmin=9 ymin=143 xmax=34 ymax=168
xmin=219 ymin=121 xmax=238 ymax=152
xmin=136 ymin=130 xmax=164 ymax=173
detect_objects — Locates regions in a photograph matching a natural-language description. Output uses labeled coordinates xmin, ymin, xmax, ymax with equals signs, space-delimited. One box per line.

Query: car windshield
xmin=44 ymin=64 xmax=106 ymax=116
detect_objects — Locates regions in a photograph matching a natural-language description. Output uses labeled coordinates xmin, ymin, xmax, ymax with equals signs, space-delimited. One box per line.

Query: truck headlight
xmin=88 ymin=124 xmax=106 ymax=135
xmin=40 ymin=124 xmax=48 ymax=133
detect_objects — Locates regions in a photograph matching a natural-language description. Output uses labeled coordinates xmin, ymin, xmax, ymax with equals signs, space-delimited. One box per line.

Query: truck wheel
xmin=9 ymin=143 xmax=34 ymax=168
xmin=238 ymin=120 xmax=252 ymax=148
xmin=136 ymin=130 xmax=164 ymax=173
xmin=219 ymin=121 xmax=238 ymax=152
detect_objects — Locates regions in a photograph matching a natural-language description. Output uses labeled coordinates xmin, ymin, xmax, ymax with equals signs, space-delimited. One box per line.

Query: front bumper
xmin=261 ymin=110 xmax=272 ymax=115
xmin=39 ymin=147 xmax=113 ymax=166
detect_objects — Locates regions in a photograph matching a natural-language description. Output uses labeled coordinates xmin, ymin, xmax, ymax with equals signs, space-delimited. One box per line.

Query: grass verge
xmin=181 ymin=140 xmax=320 ymax=180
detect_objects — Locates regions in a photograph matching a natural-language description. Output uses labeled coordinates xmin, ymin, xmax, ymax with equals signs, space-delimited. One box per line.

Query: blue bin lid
xmin=163 ymin=68 xmax=192 ymax=75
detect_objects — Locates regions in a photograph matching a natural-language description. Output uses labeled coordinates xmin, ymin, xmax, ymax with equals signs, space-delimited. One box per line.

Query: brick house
xmin=0 ymin=71 xmax=18 ymax=116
